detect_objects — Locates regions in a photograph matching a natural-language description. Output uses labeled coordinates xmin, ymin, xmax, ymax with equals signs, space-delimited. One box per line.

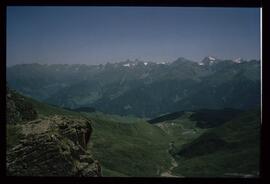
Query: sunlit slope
xmin=151 ymin=112 xmax=207 ymax=149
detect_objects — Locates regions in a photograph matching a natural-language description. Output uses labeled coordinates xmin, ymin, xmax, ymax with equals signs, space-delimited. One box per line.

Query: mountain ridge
xmin=7 ymin=57 xmax=260 ymax=118
xmin=8 ymin=56 xmax=259 ymax=67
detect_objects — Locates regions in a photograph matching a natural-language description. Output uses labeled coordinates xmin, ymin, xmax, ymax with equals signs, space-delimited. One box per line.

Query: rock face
xmin=6 ymin=87 xmax=38 ymax=124
xmin=7 ymin=115 xmax=101 ymax=176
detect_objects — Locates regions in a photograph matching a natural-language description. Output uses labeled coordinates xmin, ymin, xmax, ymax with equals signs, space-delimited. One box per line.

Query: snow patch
xmin=144 ymin=62 xmax=148 ymax=66
xmin=157 ymin=62 xmax=167 ymax=65
xmin=234 ymin=58 xmax=242 ymax=63
xmin=123 ymin=63 xmax=130 ymax=67
xmin=208 ymin=56 xmax=216 ymax=61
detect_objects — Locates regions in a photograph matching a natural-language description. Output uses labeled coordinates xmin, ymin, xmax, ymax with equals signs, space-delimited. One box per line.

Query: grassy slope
xmin=7 ymin=90 xmax=260 ymax=177
xmin=154 ymin=112 xmax=207 ymax=149
xmin=83 ymin=112 xmax=172 ymax=176
xmin=26 ymin=97 xmax=80 ymax=118
xmin=172 ymin=109 xmax=260 ymax=177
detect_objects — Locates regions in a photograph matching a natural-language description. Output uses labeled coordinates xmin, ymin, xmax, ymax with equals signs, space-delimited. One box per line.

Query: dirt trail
xmin=160 ymin=144 xmax=184 ymax=177
xmin=160 ymin=156 xmax=180 ymax=177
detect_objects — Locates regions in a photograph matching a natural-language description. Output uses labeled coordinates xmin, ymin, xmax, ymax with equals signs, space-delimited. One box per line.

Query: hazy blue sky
xmin=7 ymin=6 xmax=260 ymax=66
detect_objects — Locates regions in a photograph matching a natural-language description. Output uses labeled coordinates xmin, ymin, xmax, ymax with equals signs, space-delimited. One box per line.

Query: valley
xmin=6 ymin=87 xmax=260 ymax=177
xmin=6 ymin=57 xmax=261 ymax=177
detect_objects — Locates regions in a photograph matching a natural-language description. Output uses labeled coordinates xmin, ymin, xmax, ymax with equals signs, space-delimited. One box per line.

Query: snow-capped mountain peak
xmin=201 ymin=56 xmax=218 ymax=65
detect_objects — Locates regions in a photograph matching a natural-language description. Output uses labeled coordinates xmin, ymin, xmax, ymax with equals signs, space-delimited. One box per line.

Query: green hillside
xmin=82 ymin=112 xmax=172 ymax=176
xmin=6 ymin=88 xmax=260 ymax=177
xmin=172 ymin=108 xmax=260 ymax=177
xmin=152 ymin=112 xmax=207 ymax=150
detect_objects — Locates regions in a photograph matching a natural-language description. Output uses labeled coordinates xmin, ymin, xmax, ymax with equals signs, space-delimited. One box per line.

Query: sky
xmin=7 ymin=6 xmax=260 ymax=66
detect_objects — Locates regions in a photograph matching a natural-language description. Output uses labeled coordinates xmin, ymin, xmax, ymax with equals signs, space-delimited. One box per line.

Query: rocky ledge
xmin=7 ymin=115 xmax=101 ymax=176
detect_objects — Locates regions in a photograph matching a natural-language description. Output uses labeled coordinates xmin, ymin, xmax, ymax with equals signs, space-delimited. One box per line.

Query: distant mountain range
xmin=7 ymin=57 xmax=261 ymax=118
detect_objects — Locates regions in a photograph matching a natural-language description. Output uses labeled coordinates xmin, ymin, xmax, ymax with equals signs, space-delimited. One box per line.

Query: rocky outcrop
xmin=6 ymin=87 xmax=38 ymax=124
xmin=7 ymin=115 xmax=101 ymax=176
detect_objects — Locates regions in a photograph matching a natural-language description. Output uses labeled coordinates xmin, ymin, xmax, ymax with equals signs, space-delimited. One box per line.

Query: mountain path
xmin=160 ymin=144 xmax=184 ymax=177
